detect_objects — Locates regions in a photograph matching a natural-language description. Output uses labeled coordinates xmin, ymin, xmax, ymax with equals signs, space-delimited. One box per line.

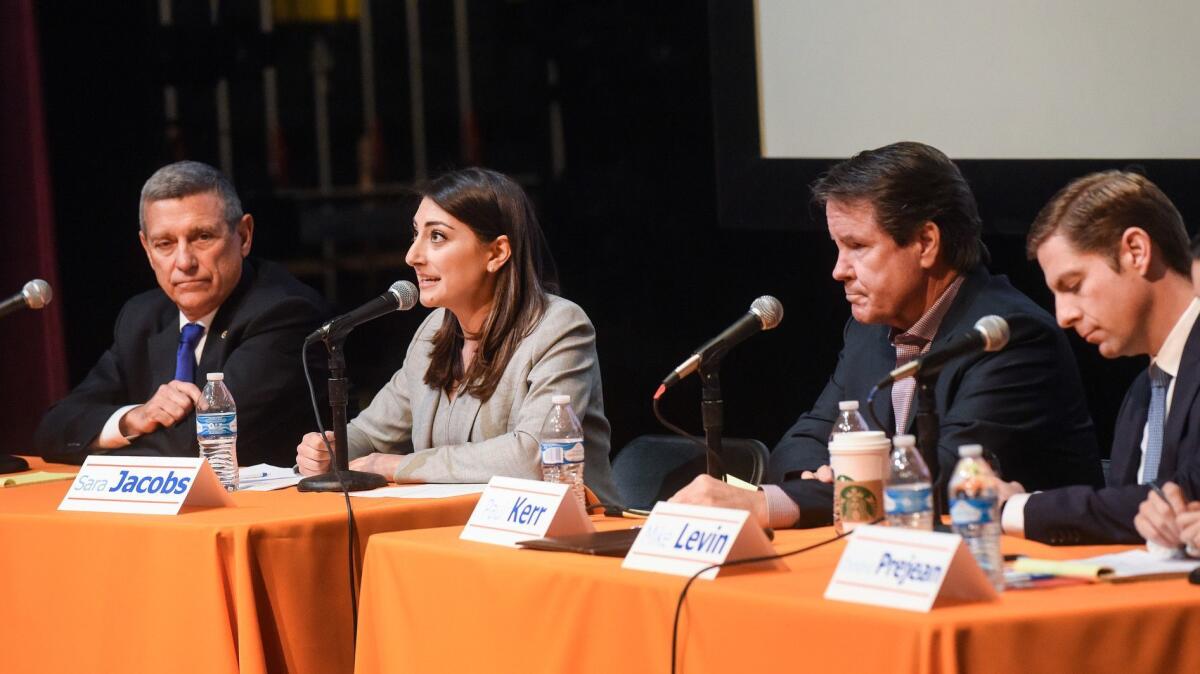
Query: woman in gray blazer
xmin=296 ymin=168 xmax=619 ymax=505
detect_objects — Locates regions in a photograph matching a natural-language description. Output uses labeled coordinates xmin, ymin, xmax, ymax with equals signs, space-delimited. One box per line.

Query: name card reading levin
xmin=824 ymin=524 xmax=997 ymax=612
xmin=622 ymin=502 xmax=784 ymax=580
xmin=59 ymin=456 xmax=235 ymax=515
xmin=459 ymin=476 xmax=594 ymax=547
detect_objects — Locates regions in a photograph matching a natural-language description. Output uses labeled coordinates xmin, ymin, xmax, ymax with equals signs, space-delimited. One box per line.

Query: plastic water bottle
xmin=539 ymin=394 xmax=586 ymax=507
xmin=197 ymin=372 xmax=239 ymax=492
xmin=885 ymin=434 xmax=933 ymax=530
xmin=948 ymin=444 xmax=1003 ymax=590
xmin=829 ymin=400 xmax=870 ymax=440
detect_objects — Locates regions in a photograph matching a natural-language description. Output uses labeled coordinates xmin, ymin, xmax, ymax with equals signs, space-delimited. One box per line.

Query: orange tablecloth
xmin=354 ymin=520 xmax=1200 ymax=674
xmin=0 ymin=458 xmax=479 ymax=674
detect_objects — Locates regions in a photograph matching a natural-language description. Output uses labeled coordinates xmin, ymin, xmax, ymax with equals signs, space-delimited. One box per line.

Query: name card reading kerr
xmin=58 ymin=456 xmax=235 ymax=516
xmin=621 ymin=502 xmax=783 ymax=580
xmin=459 ymin=476 xmax=594 ymax=547
xmin=824 ymin=524 xmax=997 ymax=612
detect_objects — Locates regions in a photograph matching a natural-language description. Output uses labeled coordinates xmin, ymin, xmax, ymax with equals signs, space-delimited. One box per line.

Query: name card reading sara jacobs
xmin=71 ymin=469 xmax=193 ymax=496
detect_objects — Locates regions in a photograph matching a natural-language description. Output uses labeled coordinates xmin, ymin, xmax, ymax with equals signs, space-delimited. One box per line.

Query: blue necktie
xmin=1143 ymin=364 xmax=1172 ymax=483
xmin=175 ymin=323 xmax=205 ymax=382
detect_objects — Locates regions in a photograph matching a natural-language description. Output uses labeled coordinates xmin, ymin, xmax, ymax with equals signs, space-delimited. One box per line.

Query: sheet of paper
xmin=353 ymin=483 xmax=488 ymax=499
xmin=2 ymin=470 xmax=77 ymax=488
xmin=1075 ymin=549 xmax=1200 ymax=580
xmin=724 ymin=474 xmax=757 ymax=491
xmin=238 ymin=464 xmax=302 ymax=491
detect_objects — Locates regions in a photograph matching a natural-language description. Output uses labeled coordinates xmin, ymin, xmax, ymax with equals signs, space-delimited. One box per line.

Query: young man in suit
xmin=1002 ymin=170 xmax=1200 ymax=545
xmin=34 ymin=161 xmax=330 ymax=466
xmin=671 ymin=142 xmax=1102 ymax=527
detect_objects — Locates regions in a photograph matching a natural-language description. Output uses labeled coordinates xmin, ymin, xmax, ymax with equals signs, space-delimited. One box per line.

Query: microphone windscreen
xmin=389 ymin=280 xmax=419 ymax=310
xmin=750 ymin=295 xmax=784 ymax=330
xmin=974 ymin=315 xmax=1009 ymax=351
xmin=22 ymin=279 xmax=52 ymax=309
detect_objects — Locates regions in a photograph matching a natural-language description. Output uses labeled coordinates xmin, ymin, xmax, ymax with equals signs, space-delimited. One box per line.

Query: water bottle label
xmin=884 ymin=485 xmax=932 ymax=515
xmin=540 ymin=441 xmax=564 ymax=465
xmin=197 ymin=413 xmax=237 ymax=438
xmin=949 ymin=496 xmax=996 ymax=525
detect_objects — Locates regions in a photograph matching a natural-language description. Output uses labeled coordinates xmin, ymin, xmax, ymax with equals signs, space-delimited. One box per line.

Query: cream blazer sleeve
xmin=346 ymin=295 xmax=620 ymax=506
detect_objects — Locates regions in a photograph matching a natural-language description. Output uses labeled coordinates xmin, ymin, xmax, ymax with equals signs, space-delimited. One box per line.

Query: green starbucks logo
xmin=838 ymin=484 xmax=878 ymax=520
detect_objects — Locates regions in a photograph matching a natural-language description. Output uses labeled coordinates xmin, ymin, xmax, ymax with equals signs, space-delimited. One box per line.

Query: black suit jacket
xmin=771 ymin=267 xmax=1103 ymax=528
xmin=34 ymin=258 xmax=331 ymax=466
xmin=1023 ymin=313 xmax=1200 ymax=544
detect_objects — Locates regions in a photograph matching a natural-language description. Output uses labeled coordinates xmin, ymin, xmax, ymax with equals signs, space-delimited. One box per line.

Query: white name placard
xmin=824 ymin=524 xmax=997 ymax=612
xmin=621 ymin=502 xmax=784 ymax=580
xmin=58 ymin=456 xmax=235 ymax=515
xmin=459 ymin=476 xmax=594 ymax=547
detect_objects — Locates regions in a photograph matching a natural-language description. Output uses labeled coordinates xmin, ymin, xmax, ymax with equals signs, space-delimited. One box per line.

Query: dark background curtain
xmin=1 ymin=0 xmax=68 ymax=452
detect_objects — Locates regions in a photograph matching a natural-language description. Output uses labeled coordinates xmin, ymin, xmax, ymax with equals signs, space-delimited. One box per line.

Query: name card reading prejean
xmin=621 ymin=502 xmax=784 ymax=580
xmin=58 ymin=456 xmax=235 ymax=515
xmin=824 ymin=525 xmax=997 ymax=612
xmin=459 ymin=476 xmax=594 ymax=547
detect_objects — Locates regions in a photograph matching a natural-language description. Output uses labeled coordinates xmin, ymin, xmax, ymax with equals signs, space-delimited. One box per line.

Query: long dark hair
xmin=419 ymin=167 xmax=560 ymax=401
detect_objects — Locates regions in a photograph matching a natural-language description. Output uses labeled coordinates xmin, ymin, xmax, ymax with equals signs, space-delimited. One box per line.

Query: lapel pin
xmin=221 ymin=330 xmax=228 ymax=339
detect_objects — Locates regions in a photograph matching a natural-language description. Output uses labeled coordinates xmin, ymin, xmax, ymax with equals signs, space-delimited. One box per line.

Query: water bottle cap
xmin=207 ymin=372 xmax=224 ymax=381
xmin=551 ymin=394 xmax=570 ymax=405
xmin=958 ymin=444 xmax=983 ymax=458
xmin=893 ymin=434 xmax=916 ymax=448
xmin=838 ymin=400 xmax=859 ymax=411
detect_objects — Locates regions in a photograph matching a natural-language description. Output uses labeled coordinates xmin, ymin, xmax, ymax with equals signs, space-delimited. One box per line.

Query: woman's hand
xmin=350 ymin=452 xmax=405 ymax=481
xmin=296 ymin=431 xmax=334 ymax=476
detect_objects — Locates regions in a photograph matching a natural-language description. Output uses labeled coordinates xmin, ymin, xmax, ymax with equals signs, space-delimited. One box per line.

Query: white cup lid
xmin=829 ymin=430 xmax=890 ymax=452
xmin=958 ymin=444 xmax=983 ymax=457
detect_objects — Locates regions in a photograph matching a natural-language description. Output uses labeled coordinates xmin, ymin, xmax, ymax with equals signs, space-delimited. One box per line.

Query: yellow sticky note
xmin=1 ymin=471 xmax=77 ymax=488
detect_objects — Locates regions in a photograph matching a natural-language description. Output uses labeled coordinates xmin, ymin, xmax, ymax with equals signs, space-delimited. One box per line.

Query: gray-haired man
xmin=35 ymin=161 xmax=330 ymax=465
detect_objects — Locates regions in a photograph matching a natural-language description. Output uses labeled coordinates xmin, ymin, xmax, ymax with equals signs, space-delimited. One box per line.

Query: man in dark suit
xmin=670 ymin=142 xmax=1102 ymax=528
xmin=34 ymin=161 xmax=329 ymax=466
xmin=1005 ymin=171 xmax=1200 ymax=545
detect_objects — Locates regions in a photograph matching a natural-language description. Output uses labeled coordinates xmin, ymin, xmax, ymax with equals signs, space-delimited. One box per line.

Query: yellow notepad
xmin=1 ymin=471 xmax=77 ymax=488
xmin=1011 ymin=557 xmax=1108 ymax=580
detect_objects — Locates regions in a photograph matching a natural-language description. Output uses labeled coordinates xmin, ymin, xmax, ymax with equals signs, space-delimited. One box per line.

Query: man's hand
xmin=1177 ymin=503 xmax=1200 ymax=554
xmin=296 ymin=431 xmax=335 ymax=476
xmin=995 ymin=480 xmax=1026 ymax=510
xmin=349 ymin=452 xmax=403 ymax=481
xmin=118 ymin=381 xmax=201 ymax=437
xmin=669 ymin=474 xmax=769 ymax=527
xmin=1134 ymin=482 xmax=1188 ymax=549
xmin=800 ymin=465 xmax=834 ymax=482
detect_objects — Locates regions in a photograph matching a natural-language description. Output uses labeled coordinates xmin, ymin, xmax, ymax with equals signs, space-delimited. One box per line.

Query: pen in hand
xmin=1149 ymin=482 xmax=1176 ymax=516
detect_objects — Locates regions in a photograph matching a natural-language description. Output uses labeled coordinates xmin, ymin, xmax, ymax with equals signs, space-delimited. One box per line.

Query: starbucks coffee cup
xmin=829 ymin=430 xmax=891 ymax=533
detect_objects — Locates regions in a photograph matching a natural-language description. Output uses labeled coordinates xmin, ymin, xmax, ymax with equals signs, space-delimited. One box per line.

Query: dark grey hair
xmin=138 ymin=160 xmax=243 ymax=231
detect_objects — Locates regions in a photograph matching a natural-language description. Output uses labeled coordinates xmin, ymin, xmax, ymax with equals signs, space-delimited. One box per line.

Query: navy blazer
xmin=771 ymin=266 xmax=1103 ymax=528
xmin=1023 ymin=314 xmax=1200 ymax=544
xmin=34 ymin=258 xmax=331 ymax=466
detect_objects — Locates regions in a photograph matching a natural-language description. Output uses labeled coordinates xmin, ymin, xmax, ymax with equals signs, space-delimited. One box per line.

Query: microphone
xmin=656 ymin=295 xmax=784 ymax=396
xmin=0 ymin=279 xmax=53 ymax=319
xmin=876 ymin=315 xmax=1010 ymax=387
xmin=306 ymin=280 xmax=419 ymax=344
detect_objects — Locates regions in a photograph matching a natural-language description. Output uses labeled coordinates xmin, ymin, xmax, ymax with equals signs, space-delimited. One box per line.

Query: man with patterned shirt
xmin=671 ymin=141 xmax=1103 ymax=528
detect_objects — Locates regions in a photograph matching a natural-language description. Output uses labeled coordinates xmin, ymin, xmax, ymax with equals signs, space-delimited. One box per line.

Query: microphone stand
xmin=913 ymin=371 xmax=948 ymax=529
xmin=298 ymin=337 xmax=388 ymax=492
xmin=699 ymin=359 xmax=726 ymax=479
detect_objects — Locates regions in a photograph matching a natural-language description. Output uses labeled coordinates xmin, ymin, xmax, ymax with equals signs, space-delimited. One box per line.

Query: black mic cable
xmin=300 ymin=343 xmax=364 ymax=638
xmin=669 ymin=518 xmax=884 ymax=674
